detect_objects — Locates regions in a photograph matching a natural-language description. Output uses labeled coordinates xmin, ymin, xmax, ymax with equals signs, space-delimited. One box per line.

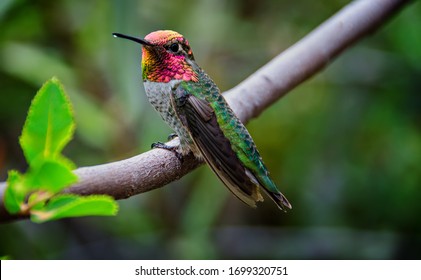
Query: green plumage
xmin=114 ymin=30 xmax=291 ymax=210
xmin=173 ymin=69 xmax=291 ymax=210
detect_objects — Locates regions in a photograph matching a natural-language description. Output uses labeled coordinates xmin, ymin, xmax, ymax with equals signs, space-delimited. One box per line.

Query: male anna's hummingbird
xmin=113 ymin=30 xmax=291 ymax=211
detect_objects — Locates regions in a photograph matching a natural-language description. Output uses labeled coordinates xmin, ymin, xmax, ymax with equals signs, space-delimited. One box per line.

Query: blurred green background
xmin=1 ymin=0 xmax=420 ymax=259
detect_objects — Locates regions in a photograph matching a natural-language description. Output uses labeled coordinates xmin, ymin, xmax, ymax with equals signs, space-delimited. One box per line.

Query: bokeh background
xmin=1 ymin=0 xmax=420 ymax=259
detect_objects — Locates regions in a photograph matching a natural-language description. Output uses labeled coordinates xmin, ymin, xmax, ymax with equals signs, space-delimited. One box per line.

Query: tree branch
xmin=0 ymin=0 xmax=411 ymax=222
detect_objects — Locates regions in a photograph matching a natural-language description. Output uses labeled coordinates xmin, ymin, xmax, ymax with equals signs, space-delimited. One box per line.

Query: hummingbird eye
xmin=169 ymin=43 xmax=180 ymax=53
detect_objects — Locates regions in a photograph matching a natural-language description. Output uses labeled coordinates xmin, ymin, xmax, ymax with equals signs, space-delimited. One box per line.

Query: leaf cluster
xmin=4 ymin=78 xmax=118 ymax=222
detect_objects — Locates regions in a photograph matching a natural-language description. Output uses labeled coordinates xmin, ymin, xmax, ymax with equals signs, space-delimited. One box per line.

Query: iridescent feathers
xmin=114 ymin=30 xmax=292 ymax=210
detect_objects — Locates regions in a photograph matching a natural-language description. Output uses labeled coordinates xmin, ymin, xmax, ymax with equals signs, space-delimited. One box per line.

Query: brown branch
xmin=0 ymin=0 xmax=411 ymax=222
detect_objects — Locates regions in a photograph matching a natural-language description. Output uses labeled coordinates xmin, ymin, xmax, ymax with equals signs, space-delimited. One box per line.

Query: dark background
xmin=0 ymin=0 xmax=420 ymax=259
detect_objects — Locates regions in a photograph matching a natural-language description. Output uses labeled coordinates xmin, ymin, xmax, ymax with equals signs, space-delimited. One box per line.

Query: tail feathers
xmin=246 ymin=169 xmax=292 ymax=211
xmin=268 ymin=190 xmax=292 ymax=212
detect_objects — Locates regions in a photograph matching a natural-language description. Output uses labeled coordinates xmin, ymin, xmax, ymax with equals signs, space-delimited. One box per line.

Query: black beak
xmin=112 ymin=33 xmax=153 ymax=46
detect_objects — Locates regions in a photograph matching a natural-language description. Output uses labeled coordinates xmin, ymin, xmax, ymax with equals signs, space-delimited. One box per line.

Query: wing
xmin=170 ymin=85 xmax=263 ymax=207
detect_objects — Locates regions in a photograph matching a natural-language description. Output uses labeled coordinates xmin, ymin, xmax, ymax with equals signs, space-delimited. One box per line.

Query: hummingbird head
xmin=113 ymin=30 xmax=198 ymax=83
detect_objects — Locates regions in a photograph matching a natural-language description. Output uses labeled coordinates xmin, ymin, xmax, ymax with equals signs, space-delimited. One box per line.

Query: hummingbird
xmin=113 ymin=30 xmax=291 ymax=211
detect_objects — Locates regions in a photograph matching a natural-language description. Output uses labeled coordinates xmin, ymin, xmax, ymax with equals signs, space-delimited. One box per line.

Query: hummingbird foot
xmin=151 ymin=141 xmax=183 ymax=162
xmin=167 ymin=133 xmax=178 ymax=141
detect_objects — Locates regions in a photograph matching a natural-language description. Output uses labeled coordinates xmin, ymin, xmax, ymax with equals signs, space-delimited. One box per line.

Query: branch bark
xmin=0 ymin=0 xmax=411 ymax=222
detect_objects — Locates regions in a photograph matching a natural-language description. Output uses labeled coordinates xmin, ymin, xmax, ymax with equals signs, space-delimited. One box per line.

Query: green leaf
xmin=4 ymin=171 xmax=25 ymax=214
xmin=3 ymin=77 xmax=119 ymax=222
xmin=26 ymin=160 xmax=78 ymax=193
xmin=19 ymin=77 xmax=75 ymax=166
xmin=4 ymin=160 xmax=78 ymax=215
xmin=30 ymin=194 xmax=119 ymax=223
